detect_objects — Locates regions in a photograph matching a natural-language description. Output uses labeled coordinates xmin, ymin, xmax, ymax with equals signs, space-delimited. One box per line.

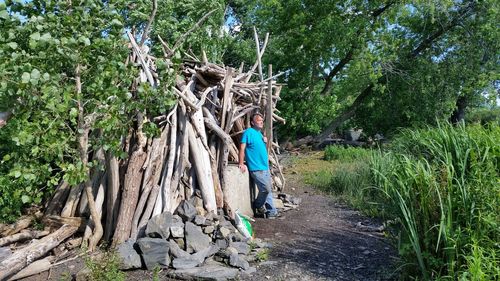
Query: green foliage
xmin=466 ymin=107 xmax=500 ymax=126
xmin=0 ymin=0 xmax=226 ymax=222
xmin=324 ymin=145 xmax=372 ymax=162
xmin=311 ymin=123 xmax=499 ymax=279
xmin=370 ymin=123 xmax=499 ymax=279
xmin=255 ymin=248 xmax=269 ymax=262
xmin=84 ymin=251 xmax=125 ymax=281
xmin=226 ymin=0 xmax=500 ymax=137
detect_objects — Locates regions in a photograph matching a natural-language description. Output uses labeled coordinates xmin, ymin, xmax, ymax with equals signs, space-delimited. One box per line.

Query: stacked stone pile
xmin=116 ymin=199 xmax=271 ymax=280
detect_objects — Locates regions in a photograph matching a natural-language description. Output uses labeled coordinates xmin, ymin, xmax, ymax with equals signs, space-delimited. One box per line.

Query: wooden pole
xmin=266 ymin=64 xmax=273 ymax=152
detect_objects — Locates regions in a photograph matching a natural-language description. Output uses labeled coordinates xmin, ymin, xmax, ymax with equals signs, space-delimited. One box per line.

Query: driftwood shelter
xmin=0 ymin=19 xmax=286 ymax=280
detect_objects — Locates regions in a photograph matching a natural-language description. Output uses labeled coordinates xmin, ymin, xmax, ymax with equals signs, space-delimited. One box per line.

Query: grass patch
xmin=84 ymin=251 xmax=125 ymax=281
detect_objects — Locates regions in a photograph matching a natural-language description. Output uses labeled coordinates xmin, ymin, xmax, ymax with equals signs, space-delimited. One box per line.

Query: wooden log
xmin=160 ymin=106 xmax=178 ymax=213
xmin=187 ymin=122 xmax=216 ymax=213
xmin=0 ymin=224 xmax=78 ymax=281
xmin=104 ymin=152 xmax=120 ymax=242
xmin=168 ymin=101 xmax=190 ymax=211
xmin=0 ymin=230 xmax=50 ymax=247
xmin=8 ymin=256 xmax=55 ymax=281
xmin=221 ymin=68 xmax=234 ymax=130
xmin=77 ymin=148 xmax=105 ymax=216
xmin=130 ymin=138 xmax=159 ymax=235
xmin=60 ymin=184 xmax=83 ymax=218
xmin=1 ymin=212 xmax=42 ymax=237
xmin=82 ymin=171 xmax=106 ymax=247
xmin=111 ymin=143 xmax=147 ymax=247
xmin=137 ymin=125 xmax=170 ymax=236
xmin=44 ymin=181 xmax=70 ymax=216
xmin=42 ymin=216 xmax=87 ymax=232
xmin=266 ymin=64 xmax=273 ymax=152
xmin=208 ymin=135 xmax=224 ymax=208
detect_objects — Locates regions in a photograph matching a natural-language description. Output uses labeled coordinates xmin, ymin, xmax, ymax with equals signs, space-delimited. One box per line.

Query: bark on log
xmin=0 ymin=224 xmax=77 ymax=281
xmin=1 ymin=212 xmax=42 ymax=237
xmin=0 ymin=230 xmax=50 ymax=247
xmin=187 ymin=123 xmax=216 ymax=213
xmin=104 ymin=153 xmax=120 ymax=241
xmin=45 ymin=181 xmax=70 ymax=216
xmin=112 ymin=140 xmax=147 ymax=247
xmin=8 ymin=256 xmax=55 ymax=281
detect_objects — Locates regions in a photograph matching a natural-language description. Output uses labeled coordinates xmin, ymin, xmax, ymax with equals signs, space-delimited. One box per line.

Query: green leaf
xmin=21 ymin=72 xmax=31 ymax=84
xmin=21 ymin=195 xmax=31 ymax=204
xmin=110 ymin=18 xmax=122 ymax=26
xmin=0 ymin=10 xmax=9 ymax=20
xmin=31 ymin=69 xmax=41 ymax=81
xmin=7 ymin=42 xmax=17 ymax=49
xmin=30 ymin=32 xmax=41 ymax=40
xmin=40 ymin=32 xmax=52 ymax=41
xmin=42 ymin=73 xmax=50 ymax=81
xmin=14 ymin=170 xmax=21 ymax=178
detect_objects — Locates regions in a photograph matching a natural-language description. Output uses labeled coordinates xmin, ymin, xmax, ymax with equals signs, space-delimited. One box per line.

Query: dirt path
xmin=240 ymin=152 xmax=399 ymax=281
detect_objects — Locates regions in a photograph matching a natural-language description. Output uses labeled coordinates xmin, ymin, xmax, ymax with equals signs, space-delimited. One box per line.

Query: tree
xmin=0 ymin=0 xmax=226 ymax=224
xmin=223 ymin=0 xmax=499 ymax=140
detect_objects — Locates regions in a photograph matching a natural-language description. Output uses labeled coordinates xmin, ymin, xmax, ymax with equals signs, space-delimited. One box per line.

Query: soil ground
xmin=19 ymin=150 xmax=399 ymax=281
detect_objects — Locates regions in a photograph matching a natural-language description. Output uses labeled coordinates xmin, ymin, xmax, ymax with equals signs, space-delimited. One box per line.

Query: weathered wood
xmin=45 ymin=181 xmax=70 ymax=216
xmin=1 ymin=212 xmax=42 ymax=237
xmin=0 ymin=230 xmax=50 ymax=247
xmin=160 ymin=106 xmax=178 ymax=213
xmin=111 ymin=144 xmax=147 ymax=247
xmin=8 ymin=256 xmax=55 ymax=281
xmin=0 ymin=224 xmax=77 ymax=281
xmin=266 ymin=64 xmax=273 ymax=152
xmin=82 ymin=171 xmax=106 ymax=248
xmin=187 ymin=122 xmax=216 ymax=213
xmin=104 ymin=152 xmax=120 ymax=242
xmin=42 ymin=216 xmax=87 ymax=232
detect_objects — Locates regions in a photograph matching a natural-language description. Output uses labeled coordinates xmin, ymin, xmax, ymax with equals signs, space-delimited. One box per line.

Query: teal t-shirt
xmin=241 ymin=127 xmax=269 ymax=171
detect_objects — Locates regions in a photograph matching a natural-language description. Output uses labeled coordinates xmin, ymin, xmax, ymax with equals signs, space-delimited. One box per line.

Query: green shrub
xmin=324 ymin=145 xmax=371 ymax=162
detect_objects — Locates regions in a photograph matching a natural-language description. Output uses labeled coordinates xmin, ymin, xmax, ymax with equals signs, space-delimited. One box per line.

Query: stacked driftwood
xmin=0 ymin=25 xmax=285 ymax=280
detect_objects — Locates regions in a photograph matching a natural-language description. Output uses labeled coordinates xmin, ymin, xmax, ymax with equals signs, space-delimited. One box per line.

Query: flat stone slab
xmin=168 ymin=262 xmax=239 ymax=281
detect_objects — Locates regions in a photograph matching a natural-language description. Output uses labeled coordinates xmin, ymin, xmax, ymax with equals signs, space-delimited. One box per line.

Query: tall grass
xmin=317 ymin=123 xmax=499 ymax=279
xmin=371 ymin=123 xmax=499 ymax=279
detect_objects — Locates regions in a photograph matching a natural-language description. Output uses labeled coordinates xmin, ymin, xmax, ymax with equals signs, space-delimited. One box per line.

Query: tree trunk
xmin=450 ymin=95 xmax=468 ymax=124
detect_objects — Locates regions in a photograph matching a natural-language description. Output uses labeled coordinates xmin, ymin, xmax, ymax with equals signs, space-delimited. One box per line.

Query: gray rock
xmin=146 ymin=211 xmax=173 ymax=239
xmin=116 ymin=239 xmax=142 ymax=270
xmin=241 ymin=266 xmax=257 ymax=276
xmin=175 ymin=200 xmax=197 ymax=222
xmin=218 ymin=226 xmax=232 ymax=239
xmin=167 ymin=240 xmax=190 ymax=258
xmin=185 ymin=221 xmax=211 ymax=253
xmin=225 ymin=246 xmax=238 ymax=256
xmin=168 ymin=262 xmax=239 ymax=281
xmin=228 ymin=232 xmax=244 ymax=242
xmin=173 ymin=238 xmax=185 ymax=251
xmin=172 ymin=244 xmax=220 ymax=269
xmin=228 ymin=253 xmax=249 ymax=270
xmin=170 ymin=215 xmax=185 ymax=238
xmin=215 ymin=239 xmax=228 ymax=249
xmin=194 ymin=215 xmax=206 ymax=226
xmin=229 ymin=242 xmax=250 ymax=255
xmin=136 ymin=237 xmax=170 ymax=270
xmin=203 ymin=225 xmax=215 ymax=234
xmin=192 ymin=196 xmax=206 ymax=216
